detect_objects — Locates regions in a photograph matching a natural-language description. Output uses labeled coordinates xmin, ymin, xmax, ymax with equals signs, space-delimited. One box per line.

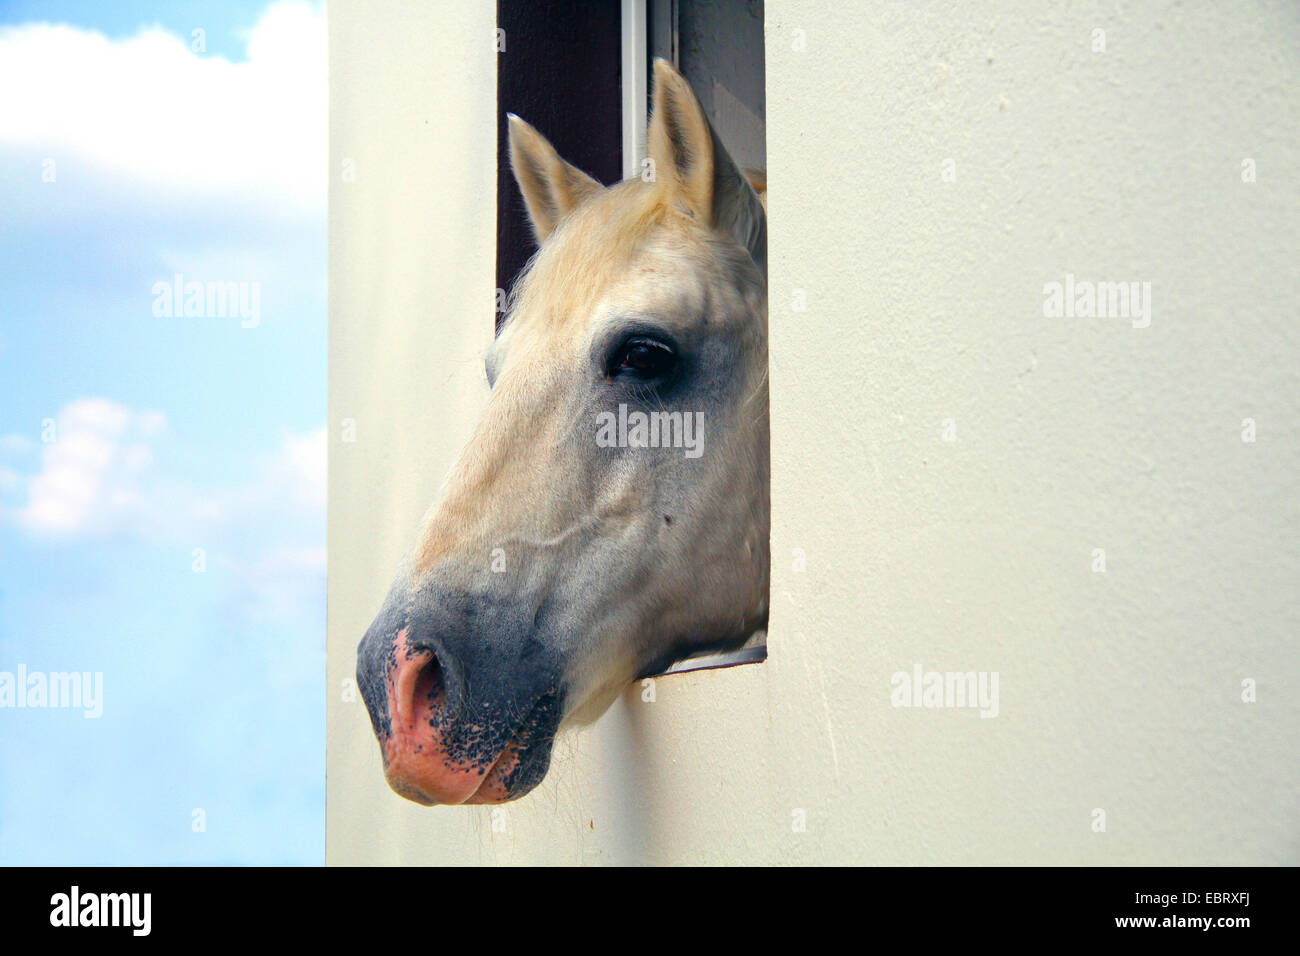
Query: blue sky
xmin=0 ymin=1 xmax=325 ymax=864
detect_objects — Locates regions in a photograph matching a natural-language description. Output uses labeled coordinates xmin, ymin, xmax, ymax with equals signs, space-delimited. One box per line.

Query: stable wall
xmin=328 ymin=0 xmax=1300 ymax=864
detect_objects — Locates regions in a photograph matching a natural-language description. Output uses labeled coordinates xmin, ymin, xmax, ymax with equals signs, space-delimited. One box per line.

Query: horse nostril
xmin=393 ymin=644 xmax=447 ymax=729
xmin=382 ymin=637 xmax=493 ymax=806
xmin=413 ymin=652 xmax=445 ymax=720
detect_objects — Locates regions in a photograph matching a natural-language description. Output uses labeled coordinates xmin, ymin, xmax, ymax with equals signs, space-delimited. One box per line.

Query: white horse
xmin=357 ymin=60 xmax=769 ymax=805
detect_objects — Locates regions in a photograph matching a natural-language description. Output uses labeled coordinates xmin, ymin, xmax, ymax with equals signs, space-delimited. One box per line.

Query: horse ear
xmin=507 ymin=113 xmax=604 ymax=243
xmin=648 ymin=58 xmax=766 ymax=274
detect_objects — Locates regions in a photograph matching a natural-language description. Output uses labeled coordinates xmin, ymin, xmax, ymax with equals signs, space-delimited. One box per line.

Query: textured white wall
xmin=328 ymin=1 xmax=1300 ymax=864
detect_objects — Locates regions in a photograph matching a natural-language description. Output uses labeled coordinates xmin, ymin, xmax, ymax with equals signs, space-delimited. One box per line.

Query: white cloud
xmin=4 ymin=397 xmax=323 ymax=539
xmin=0 ymin=5 xmax=327 ymax=627
xmin=0 ymin=1 xmax=325 ymax=211
xmin=2 ymin=397 xmax=326 ymax=623
xmin=12 ymin=398 xmax=167 ymax=536
xmin=277 ymin=427 xmax=327 ymax=509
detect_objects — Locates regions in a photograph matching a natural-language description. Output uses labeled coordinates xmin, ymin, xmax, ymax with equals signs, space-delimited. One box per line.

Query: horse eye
xmin=609 ymin=338 xmax=676 ymax=380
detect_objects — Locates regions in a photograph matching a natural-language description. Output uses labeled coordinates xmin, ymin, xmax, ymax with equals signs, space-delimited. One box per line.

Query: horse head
xmin=357 ymin=60 xmax=769 ymax=805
